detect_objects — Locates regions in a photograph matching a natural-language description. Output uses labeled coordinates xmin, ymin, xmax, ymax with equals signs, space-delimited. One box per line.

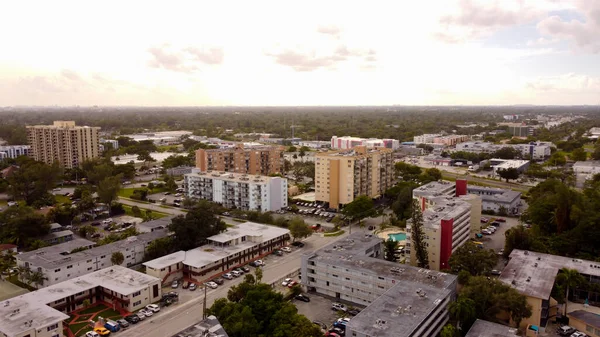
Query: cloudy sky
xmin=1 ymin=0 xmax=599 ymax=106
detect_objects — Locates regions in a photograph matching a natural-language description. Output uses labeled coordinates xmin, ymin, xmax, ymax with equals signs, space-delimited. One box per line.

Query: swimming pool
xmin=388 ymin=232 xmax=407 ymax=242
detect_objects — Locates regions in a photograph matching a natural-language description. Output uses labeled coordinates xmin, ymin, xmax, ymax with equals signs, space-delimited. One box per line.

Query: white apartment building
xmin=184 ymin=169 xmax=287 ymax=212
xmin=0 ymin=145 xmax=30 ymax=160
xmin=144 ymin=222 xmax=289 ymax=284
xmin=413 ymin=134 xmax=442 ymax=144
xmin=297 ymin=140 xmax=330 ymax=149
xmin=330 ymin=136 xmax=399 ymax=150
xmin=16 ymin=229 xmax=169 ymax=288
xmin=100 ymin=139 xmax=119 ymax=150
xmin=455 ymin=141 xmax=552 ymax=160
xmin=301 ymin=233 xmax=457 ymax=337
xmin=0 ymin=266 xmax=161 ymax=337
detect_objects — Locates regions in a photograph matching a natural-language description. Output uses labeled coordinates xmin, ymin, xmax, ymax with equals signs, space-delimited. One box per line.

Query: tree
xmin=78 ymin=225 xmax=96 ymax=238
xmin=137 ymin=151 xmax=155 ymax=166
xmin=165 ymin=176 xmax=178 ymax=192
xmin=440 ymin=324 xmax=459 ymax=337
xmin=131 ymin=205 xmax=142 ymax=217
xmin=593 ymin=145 xmax=600 ymax=160
xmin=556 ymin=268 xmax=585 ymax=316
xmin=289 ymin=284 xmax=302 ymax=297
xmin=287 ymin=146 xmax=297 ymax=152
xmin=549 ymin=151 xmax=566 ymax=166
xmin=111 ymin=251 xmax=125 ymax=266
xmin=0 ymin=206 xmax=50 ymax=248
xmin=448 ymin=241 xmax=498 ymax=276
xmin=169 ymin=201 xmax=227 ymax=250
xmin=29 ymin=270 xmax=48 ymax=288
xmin=491 ymin=147 xmax=521 ymax=159
xmin=391 ymin=185 xmax=416 ymax=220
xmin=342 ymin=195 xmax=376 ymax=228
xmin=97 ymin=175 xmax=122 ymax=212
xmin=144 ymin=237 xmax=175 ymax=261
xmin=570 ymin=148 xmax=587 ymax=161
xmin=503 ymin=225 xmax=537 ymax=258
xmin=449 ymin=296 xmax=476 ymax=331
xmin=383 ymin=238 xmax=399 ymax=262
xmin=395 ymin=162 xmax=422 ymax=181
xmin=254 ymin=267 xmax=263 ymax=283
xmin=410 ymin=199 xmax=429 ymax=269
xmin=82 ymin=299 xmax=91 ymax=308
xmin=496 ymin=167 xmax=520 ymax=183
xmin=288 ymin=217 xmax=312 ymax=241
xmin=7 ymin=157 xmax=60 ymax=205
xmin=419 ymin=167 xmax=442 ymax=183
xmin=162 ymin=154 xmax=193 ymax=169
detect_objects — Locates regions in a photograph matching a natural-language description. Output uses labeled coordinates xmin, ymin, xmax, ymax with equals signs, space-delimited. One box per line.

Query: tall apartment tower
xmin=26 ymin=121 xmax=100 ymax=168
xmin=195 ymin=144 xmax=283 ymax=175
xmin=315 ymin=146 xmax=393 ymax=209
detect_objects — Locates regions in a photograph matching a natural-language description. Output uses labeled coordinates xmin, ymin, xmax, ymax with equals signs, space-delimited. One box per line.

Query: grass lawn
xmin=98 ymin=307 xmax=122 ymax=319
xmin=55 ymin=194 xmax=71 ymax=204
xmin=78 ymin=304 xmax=109 ymax=315
xmin=122 ymin=205 xmax=169 ymax=219
xmin=7 ymin=275 xmax=36 ymax=291
xmin=69 ymin=321 xmax=91 ymax=336
xmin=0 ymin=200 xmax=6 ymax=207
xmin=118 ymin=186 xmax=169 ymax=198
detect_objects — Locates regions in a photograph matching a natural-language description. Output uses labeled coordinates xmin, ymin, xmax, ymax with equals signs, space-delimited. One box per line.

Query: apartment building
xmin=145 ymin=222 xmax=289 ymax=284
xmin=455 ymin=141 xmax=552 ymax=160
xmin=195 ymin=144 xmax=283 ymax=175
xmin=330 ymin=136 xmax=399 ymax=150
xmin=0 ymin=145 xmax=30 ymax=160
xmin=301 ymin=233 xmax=457 ymax=337
xmin=16 ymin=230 xmax=169 ymax=288
xmin=0 ymin=266 xmax=161 ymax=337
xmin=573 ymin=161 xmax=600 ymax=181
xmin=507 ymin=124 xmax=534 ymax=137
xmin=315 ymin=146 xmax=393 ymax=210
xmin=467 ymin=185 xmax=522 ymax=214
xmin=184 ymin=169 xmax=287 ymax=212
xmin=170 ymin=316 xmax=229 ymax=337
xmin=26 ymin=121 xmax=100 ymax=168
xmin=414 ymin=134 xmax=442 ymax=144
xmin=465 ymin=319 xmax=518 ymax=337
xmin=432 ymin=135 xmax=470 ymax=146
xmin=499 ymin=250 xmax=600 ymax=330
xmin=100 ymin=139 xmax=119 ymax=150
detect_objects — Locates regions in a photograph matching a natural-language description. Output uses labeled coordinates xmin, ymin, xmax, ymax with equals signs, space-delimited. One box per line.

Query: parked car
xmin=231 ymin=270 xmax=242 ymax=277
xmin=281 ymin=247 xmax=292 ymax=253
xmin=495 ymin=218 xmax=506 ymax=222
xmin=571 ymin=332 xmax=588 ymax=337
xmin=287 ymin=281 xmax=298 ymax=288
xmin=104 ymin=320 xmax=120 ymax=333
xmin=189 ymin=283 xmax=197 ymax=291
xmin=146 ymin=304 xmax=160 ymax=312
xmin=124 ymin=315 xmax=140 ymax=324
xmin=94 ymin=327 xmax=111 ymax=336
xmin=313 ymin=321 xmax=328 ymax=330
xmin=480 ymin=217 xmax=489 ymax=223
xmin=491 ymin=222 xmax=501 ymax=227
xmin=482 ymin=229 xmax=492 ymax=235
xmin=498 ymin=249 xmax=504 ymax=256
xmin=273 ymin=250 xmax=283 ymax=256
xmin=91 ymin=222 xmax=101 ymax=226
xmin=135 ymin=312 xmax=146 ymax=321
xmin=241 ymin=266 xmax=250 ymax=273
xmin=182 ymin=281 xmax=189 ymax=289
xmin=490 ymin=270 xmax=502 ymax=276
xmin=139 ymin=308 xmax=153 ymax=317
xmin=222 ymin=273 xmax=233 ymax=280
xmin=282 ymin=278 xmax=293 ymax=286
xmin=205 ymin=281 xmax=218 ymax=289
xmin=85 ymin=332 xmax=100 ymax=337
xmin=328 ymin=327 xmax=345 ymax=336
xmin=171 ymin=280 xmax=179 ymax=288
xmin=234 ymin=267 xmax=245 ymax=274
xmin=557 ymin=326 xmax=576 ymax=336
xmin=222 ymin=212 xmax=231 ymax=216
xmin=348 ymin=308 xmax=361 ymax=316
xmin=332 ymin=302 xmax=348 ymax=312
xmin=213 ymin=277 xmax=225 ymax=285
xmin=295 ymin=294 xmax=310 ymax=302
xmin=291 ymin=241 xmax=305 ymax=247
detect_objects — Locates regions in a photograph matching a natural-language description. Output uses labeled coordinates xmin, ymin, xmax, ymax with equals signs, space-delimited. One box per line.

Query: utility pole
xmin=202 ymin=284 xmax=207 ymax=319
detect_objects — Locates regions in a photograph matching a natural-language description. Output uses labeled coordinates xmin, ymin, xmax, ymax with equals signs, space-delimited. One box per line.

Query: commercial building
xmin=568 ymin=310 xmax=600 ymax=337
xmin=574 ymin=161 xmax=600 ymax=181
xmin=411 ymin=181 xmax=474 ymax=270
xmin=414 ymin=134 xmax=442 ymax=144
xmin=17 ymin=230 xmax=169 ymax=288
xmin=489 ymin=158 xmax=530 ymax=174
xmin=144 ymin=222 xmax=289 ymax=285
xmin=455 ymin=141 xmax=552 ymax=160
xmin=0 ymin=145 xmax=30 ymax=160
xmin=166 ymin=165 xmax=194 ymax=176
xmin=588 ymin=127 xmax=600 ymax=140
xmin=169 ymin=315 xmax=229 ymax=337
xmin=413 ymin=134 xmax=469 ymax=146
xmin=467 ymin=185 xmax=522 ymax=214
xmin=465 ymin=319 xmax=518 ymax=337
xmin=185 ymin=169 xmax=287 ymax=212
xmin=500 ymin=249 xmax=600 ymax=330
xmin=504 ymin=114 xmax=519 ymax=121
xmin=0 ymin=266 xmax=161 ymax=337
xmin=297 ymin=140 xmax=330 ymax=149
xmin=121 ymin=130 xmax=192 ymax=144
xmin=315 ymin=146 xmax=393 ymax=209
xmin=506 ymin=124 xmax=534 ymax=137
xmin=26 ymin=121 xmax=100 ymax=169
xmin=331 ymin=136 xmax=399 ymax=150
xmin=301 ymin=233 xmax=457 ymax=337
xmin=195 ymin=144 xmax=284 ymax=175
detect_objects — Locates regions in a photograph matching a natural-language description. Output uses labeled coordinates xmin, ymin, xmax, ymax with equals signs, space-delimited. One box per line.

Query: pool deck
xmin=377 ymin=228 xmax=407 ymax=244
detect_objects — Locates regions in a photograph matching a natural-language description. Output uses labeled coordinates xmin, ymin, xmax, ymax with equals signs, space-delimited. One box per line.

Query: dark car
xmin=294 ymin=294 xmax=310 ymax=302
xmin=291 ymin=241 xmax=305 ymax=247
xmin=313 ymin=321 xmax=328 ymax=330
xmin=124 ymin=315 xmax=140 ymax=324
xmin=348 ymin=308 xmax=360 ymax=316
xmin=213 ymin=277 xmax=225 ymax=285
xmin=491 ymin=222 xmax=501 ymax=227
xmin=329 ymin=327 xmax=345 ymax=336
xmin=241 ymin=266 xmax=250 ymax=273
xmin=91 ymin=222 xmax=101 ymax=226
xmin=495 ymin=218 xmax=506 ymax=222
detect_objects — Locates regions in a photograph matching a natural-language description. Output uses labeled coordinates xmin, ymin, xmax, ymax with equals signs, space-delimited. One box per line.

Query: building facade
xmin=195 ymin=144 xmax=283 ymax=175
xmin=185 ymin=170 xmax=287 ymax=212
xmin=145 ymin=222 xmax=289 ymax=285
xmin=26 ymin=121 xmax=100 ymax=168
xmin=330 ymin=136 xmax=399 ymax=150
xmin=17 ymin=230 xmax=169 ymax=288
xmin=414 ymin=134 xmax=442 ymax=144
xmin=455 ymin=141 xmax=552 ymax=160
xmin=573 ymin=161 xmax=600 ymax=181
xmin=0 ymin=145 xmax=30 ymax=160
xmin=467 ymin=185 xmax=522 ymax=214
xmin=301 ymin=233 xmax=457 ymax=337
xmin=315 ymin=146 xmax=393 ymax=209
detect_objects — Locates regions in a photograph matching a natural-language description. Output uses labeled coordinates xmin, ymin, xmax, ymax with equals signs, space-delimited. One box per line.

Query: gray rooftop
xmin=569 ymin=310 xmax=600 ymax=328
xmin=170 ymin=315 xmax=229 ymax=337
xmin=0 ymin=296 xmax=69 ymax=337
xmin=143 ymin=251 xmax=186 ymax=270
xmin=413 ymin=181 xmax=456 ymax=198
xmin=467 ymin=186 xmax=522 ymax=204
xmin=465 ymin=319 xmax=518 ymax=337
xmin=18 ymin=230 xmax=168 ymax=269
xmin=500 ymin=250 xmax=600 ymax=299
xmin=347 ymin=278 xmax=451 ymax=337
xmin=208 ymin=221 xmax=289 ymax=243
xmin=137 ymin=216 xmax=174 ymax=233
xmin=573 ymin=160 xmax=600 ymax=168
xmin=42 ymin=230 xmax=73 ymax=241
xmin=187 ymin=170 xmax=279 ymax=185
xmin=422 ymin=199 xmax=471 ymax=229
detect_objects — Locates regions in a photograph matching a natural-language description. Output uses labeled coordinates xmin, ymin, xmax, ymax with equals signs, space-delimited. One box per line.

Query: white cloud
xmin=537 ymin=1 xmax=600 ymax=53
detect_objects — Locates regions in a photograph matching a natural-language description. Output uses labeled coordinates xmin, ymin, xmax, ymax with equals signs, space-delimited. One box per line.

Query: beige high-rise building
xmin=195 ymin=144 xmax=283 ymax=175
xmin=27 ymin=121 xmax=100 ymax=168
xmin=315 ymin=146 xmax=393 ymax=209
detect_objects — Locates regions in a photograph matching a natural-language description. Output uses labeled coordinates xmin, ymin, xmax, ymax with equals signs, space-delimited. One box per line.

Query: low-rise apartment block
xmin=330 ymin=136 xmax=399 ymax=150
xmin=315 ymin=146 xmax=393 ymax=210
xmin=144 ymin=222 xmax=289 ymax=284
xmin=301 ymin=233 xmax=457 ymax=337
xmin=467 ymin=185 xmax=522 ymax=214
xmin=195 ymin=144 xmax=283 ymax=175
xmin=26 ymin=121 xmax=100 ymax=168
xmin=465 ymin=319 xmax=518 ymax=337
xmin=17 ymin=230 xmax=169 ymax=288
xmin=573 ymin=161 xmax=600 ymax=181
xmin=169 ymin=315 xmax=229 ymax=337
xmin=0 ymin=145 xmax=30 ymax=160
xmin=414 ymin=134 xmax=469 ymax=146
xmin=455 ymin=141 xmax=552 ymax=160
xmin=500 ymin=249 xmax=600 ymax=330
xmin=0 ymin=266 xmax=161 ymax=337
xmin=185 ymin=169 xmax=287 ymax=212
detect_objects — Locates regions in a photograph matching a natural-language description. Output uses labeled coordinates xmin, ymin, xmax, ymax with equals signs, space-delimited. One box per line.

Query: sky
xmin=1 ymin=0 xmax=600 ymax=106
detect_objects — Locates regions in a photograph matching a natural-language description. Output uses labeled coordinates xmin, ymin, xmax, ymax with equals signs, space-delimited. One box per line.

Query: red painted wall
xmin=440 ymin=218 xmax=454 ymax=270
xmin=455 ymin=179 xmax=467 ymax=197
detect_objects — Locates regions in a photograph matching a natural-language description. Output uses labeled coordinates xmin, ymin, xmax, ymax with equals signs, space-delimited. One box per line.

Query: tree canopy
xmin=168 ymin=200 xmax=227 ymax=250
xmin=448 ymin=241 xmax=498 ymax=276
xmin=288 ymin=217 xmax=312 ymax=241
xmin=342 ymin=195 xmax=376 ymax=226
xmin=410 ymin=199 xmax=429 ymax=269
xmin=0 ymin=206 xmax=50 ymax=249
xmin=496 ymin=167 xmax=520 ymax=183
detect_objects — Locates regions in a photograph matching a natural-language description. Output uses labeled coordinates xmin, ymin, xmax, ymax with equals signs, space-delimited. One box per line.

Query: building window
xmin=67 ymin=265 xmax=73 ymax=269
xmin=133 ymin=300 xmax=142 ymax=306
xmin=132 ymin=291 xmax=141 ymax=297
xmin=47 ymin=323 xmax=59 ymax=331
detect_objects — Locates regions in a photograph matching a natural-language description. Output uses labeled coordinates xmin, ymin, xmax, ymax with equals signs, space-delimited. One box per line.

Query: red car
xmin=495 ymin=218 xmax=506 ymax=222
xmin=287 ymin=281 xmax=297 ymax=288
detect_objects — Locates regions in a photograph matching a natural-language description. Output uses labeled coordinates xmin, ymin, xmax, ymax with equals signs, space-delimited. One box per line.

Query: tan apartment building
xmin=315 ymin=146 xmax=393 ymax=209
xmin=195 ymin=144 xmax=283 ymax=175
xmin=27 ymin=121 xmax=100 ymax=168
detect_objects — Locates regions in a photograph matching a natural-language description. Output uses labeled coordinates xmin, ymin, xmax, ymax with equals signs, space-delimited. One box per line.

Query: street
xmin=117 ymin=231 xmax=348 ymax=337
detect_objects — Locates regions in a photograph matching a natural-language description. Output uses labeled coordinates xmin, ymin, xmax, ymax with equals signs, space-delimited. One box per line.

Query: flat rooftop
xmin=422 ymin=199 xmax=470 ymax=229
xmin=413 ymin=181 xmax=455 ymax=198
xmin=347 ymin=280 xmax=451 ymax=337
xmin=187 ymin=170 xmax=279 ymax=185
xmin=467 ymin=186 xmax=521 ymax=204
xmin=0 ymin=296 xmax=69 ymax=337
xmin=500 ymin=250 xmax=600 ymax=299
xmin=574 ymin=160 xmax=600 ymax=168
xmin=18 ymin=230 xmax=168 ymax=269
xmin=208 ymin=221 xmax=289 ymax=243
xmin=569 ymin=310 xmax=600 ymax=328
xmin=170 ymin=315 xmax=229 ymax=337
xmin=42 ymin=229 xmax=73 ymax=240
xmin=137 ymin=216 xmax=174 ymax=233
xmin=465 ymin=319 xmax=518 ymax=337
xmin=143 ymin=251 xmax=186 ymax=270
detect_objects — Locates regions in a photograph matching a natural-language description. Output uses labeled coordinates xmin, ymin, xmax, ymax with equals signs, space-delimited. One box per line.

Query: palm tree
xmin=449 ymin=296 xmax=476 ymax=331
xmin=30 ymin=271 xmax=48 ymax=288
xmin=383 ymin=238 xmax=399 ymax=262
xmin=557 ymin=268 xmax=585 ymax=315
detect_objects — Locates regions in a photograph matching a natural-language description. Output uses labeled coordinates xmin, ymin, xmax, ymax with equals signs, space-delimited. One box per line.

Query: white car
xmin=145 ymin=304 xmax=160 ymax=312
xmin=571 ymin=332 xmax=587 ymax=337
xmin=282 ymin=278 xmax=293 ymax=286
xmin=231 ymin=270 xmax=242 ymax=277
xmin=254 ymin=260 xmax=264 ymax=266
xmin=281 ymin=247 xmax=292 ymax=253
xmin=85 ymin=332 xmax=100 ymax=337
xmin=140 ymin=308 xmax=153 ymax=317
xmin=205 ymin=281 xmax=218 ymax=289
xmin=136 ymin=312 xmax=146 ymax=320
xmin=102 ymin=218 xmax=113 ymax=224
